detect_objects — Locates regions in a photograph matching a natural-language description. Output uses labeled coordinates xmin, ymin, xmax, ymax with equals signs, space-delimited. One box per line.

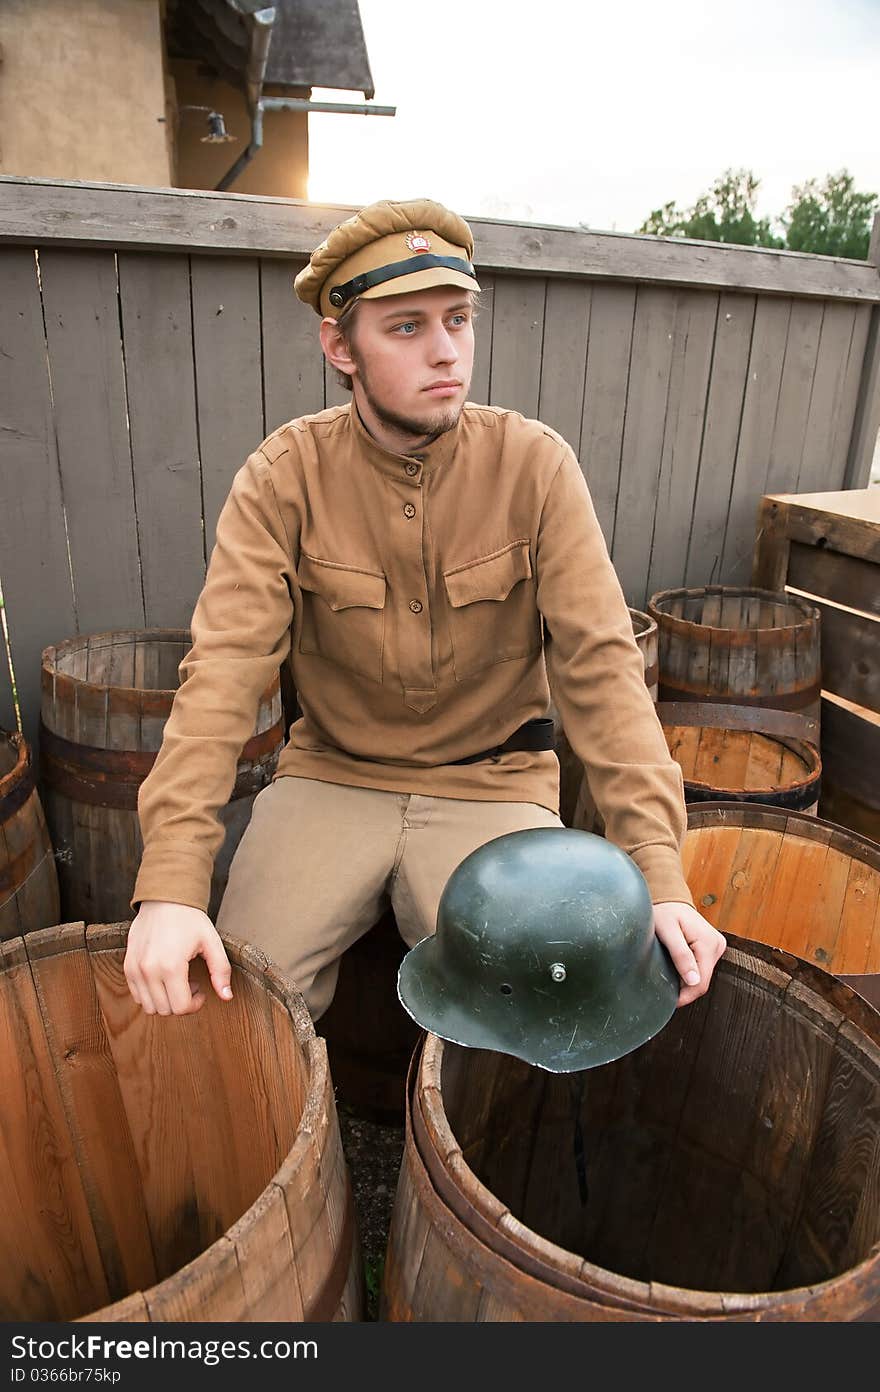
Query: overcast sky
xmin=307 ymin=0 xmax=880 ymax=236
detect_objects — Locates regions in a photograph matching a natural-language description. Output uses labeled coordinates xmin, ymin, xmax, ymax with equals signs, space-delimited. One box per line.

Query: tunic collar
xmin=350 ymin=400 xmax=462 ymax=479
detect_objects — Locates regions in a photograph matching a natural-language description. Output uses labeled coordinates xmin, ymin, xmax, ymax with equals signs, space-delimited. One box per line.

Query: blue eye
xmin=396 ymin=322 xmax=417 ymax=334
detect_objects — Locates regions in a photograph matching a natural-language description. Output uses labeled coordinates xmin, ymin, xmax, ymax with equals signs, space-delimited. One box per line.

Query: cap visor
xmin=398 ymin=936 xmax=679 ymax=1074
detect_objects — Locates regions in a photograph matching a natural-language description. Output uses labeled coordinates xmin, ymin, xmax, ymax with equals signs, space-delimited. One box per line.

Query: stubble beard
xmin=355 ymin=357 xmax=466 ymax=447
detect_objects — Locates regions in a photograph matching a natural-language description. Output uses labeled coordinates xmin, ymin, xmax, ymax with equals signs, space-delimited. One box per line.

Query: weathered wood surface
xmin=752 ymin=490 xmax=880 ymax=841
xmin=1 ymin=190 xmax=879 ymax=740
xmin=382 ymin=939 xmax=880 ymax=1321
xmin=0 ymin=923 xmax=362 ymax=1322
xmin=0 ymin=731 xmax=60 ymax=940
xmin=2 ymin=178 xmax=879 ymax=302
xmin=40 ymin=631 xmax=284 ymax=923
xmin=0 ymin=249 xmax=77 ymax=749
xmin=819 ymin=693 xmax=880 ymax=848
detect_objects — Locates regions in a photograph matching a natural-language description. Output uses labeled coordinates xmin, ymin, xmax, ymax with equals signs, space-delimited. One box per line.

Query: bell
xmin=201 ymin=112 xmax=236 ymax=144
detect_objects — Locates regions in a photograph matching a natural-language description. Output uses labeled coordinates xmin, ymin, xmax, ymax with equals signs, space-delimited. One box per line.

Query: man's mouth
xmin=423 ymin=380 xmax=463 ymax=397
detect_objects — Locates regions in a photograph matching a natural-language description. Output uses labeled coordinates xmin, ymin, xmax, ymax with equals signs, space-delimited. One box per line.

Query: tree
xmin=637 ymin=169 xmax=783 ymax=248
xmin=637 ymin=167 xmax=878 ymax=259
xmin=783 ymin=171 xmax=878 ymax=259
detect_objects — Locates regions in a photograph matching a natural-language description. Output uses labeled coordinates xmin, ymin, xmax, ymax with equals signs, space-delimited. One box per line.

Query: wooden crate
xmin=753 ymin=488 xmax=880 ymax=841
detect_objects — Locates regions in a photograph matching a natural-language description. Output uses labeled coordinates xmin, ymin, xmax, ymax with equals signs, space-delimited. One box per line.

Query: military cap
xmin=294 ymin=197 xmax=481 ymax=319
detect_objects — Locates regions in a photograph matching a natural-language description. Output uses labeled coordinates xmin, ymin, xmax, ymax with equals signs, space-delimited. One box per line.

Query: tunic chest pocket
xmin=297 ymin=553 xmax=386 ymax=683
xmin=443 ymin=540 xmax=542 ymax=682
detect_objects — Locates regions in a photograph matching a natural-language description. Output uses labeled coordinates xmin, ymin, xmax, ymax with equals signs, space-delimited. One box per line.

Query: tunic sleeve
xmin=132 ymin=452 xmax=295 ymax=913
xmin=536 ymin=446 xmax=694 ymax=905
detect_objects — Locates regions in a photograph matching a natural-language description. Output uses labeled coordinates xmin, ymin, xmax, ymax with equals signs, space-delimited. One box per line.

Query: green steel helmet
xmin=397 ymin=827 xmax=679 ymax=1073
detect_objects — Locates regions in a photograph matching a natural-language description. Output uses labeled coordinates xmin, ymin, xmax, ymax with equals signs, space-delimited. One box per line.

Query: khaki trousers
xmin=216 ymin=775 xmax=563 ymax=1020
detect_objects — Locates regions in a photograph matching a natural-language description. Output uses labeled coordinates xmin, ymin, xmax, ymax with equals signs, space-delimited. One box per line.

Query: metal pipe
xmin=214 ymin=2 xmax=395 ymax=193
xmin=215 ymin=96 xmax=397 ymax=192
xmin=215 ymin=4 xmax=276 ymax=192
xmin=262 ymin=99 xmax=397 ymax=117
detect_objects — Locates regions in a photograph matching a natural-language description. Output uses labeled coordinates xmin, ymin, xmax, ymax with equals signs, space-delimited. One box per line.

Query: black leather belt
xmin=450 ymin=717 xmax=556 ymax=765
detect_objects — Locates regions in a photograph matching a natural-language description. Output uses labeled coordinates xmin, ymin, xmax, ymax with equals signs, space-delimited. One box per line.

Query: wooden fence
xmin=2 ymin=176 xmax=879 ymax=749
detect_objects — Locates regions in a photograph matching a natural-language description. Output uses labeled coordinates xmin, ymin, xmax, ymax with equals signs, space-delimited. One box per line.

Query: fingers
xmin=123 ymin=905 xmax=232 ymax=1017
xmin=202 ymin=932 xmax=234 ymax=1002
xmin=653 ymin=902 xmax=727 ymax=1010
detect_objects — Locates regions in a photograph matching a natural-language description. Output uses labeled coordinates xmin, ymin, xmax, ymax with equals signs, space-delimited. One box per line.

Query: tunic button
xmin=405 ymin=462 xmax=419 ymax=476
xmin=409 ymin=599 xmax=423 ymax=614
xmin=403 ymin=503 xmax=416 ymax=519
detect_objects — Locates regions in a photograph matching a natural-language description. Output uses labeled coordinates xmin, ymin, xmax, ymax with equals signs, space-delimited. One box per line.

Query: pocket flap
xmin=298 ymin=554 xmax=386 ymax=611
xmin=444 ymin=542 xmax=532 ymax=608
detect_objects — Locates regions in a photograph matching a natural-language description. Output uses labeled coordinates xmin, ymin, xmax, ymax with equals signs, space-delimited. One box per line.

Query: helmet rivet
xmin=550 ymin=962 xmax=566 ymax=983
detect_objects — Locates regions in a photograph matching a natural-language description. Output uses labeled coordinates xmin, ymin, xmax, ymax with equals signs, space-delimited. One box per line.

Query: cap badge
xmin=405 ymin=232 xmax=432 ymax=254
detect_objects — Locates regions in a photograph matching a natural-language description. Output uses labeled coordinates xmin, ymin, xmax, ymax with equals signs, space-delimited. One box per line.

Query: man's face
xmin=340 ymin=285 xmax=475 ymax=450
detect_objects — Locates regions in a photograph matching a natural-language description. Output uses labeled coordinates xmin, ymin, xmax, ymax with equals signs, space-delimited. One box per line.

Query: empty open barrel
xmin=1 ymin=729 xmax=60 ymax=940
xmin=0 ymin=924 xmax=363 ymax=1322
xmin=382 ymin=936 xmax=880 ymax=1321
xmin=648 ymin=586 xmax=821 ymax=720
xmin=40 ymin=630 xmax=285 ymax=922
xmin=657 ymin=702 xmax=821 ymax=814
xmin=684 ymin=801 xmax=880 ymax=1009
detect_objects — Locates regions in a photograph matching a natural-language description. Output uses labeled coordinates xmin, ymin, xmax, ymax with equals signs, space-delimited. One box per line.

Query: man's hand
xmin=652 ymin=900 xmax=727 ymax=1008
xmin=124 ymin=900 xmax=233 ymax=1016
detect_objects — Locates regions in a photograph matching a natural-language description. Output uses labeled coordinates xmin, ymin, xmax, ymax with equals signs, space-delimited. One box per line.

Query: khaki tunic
xmin=133 ymin=403 xmax=693 ymax=912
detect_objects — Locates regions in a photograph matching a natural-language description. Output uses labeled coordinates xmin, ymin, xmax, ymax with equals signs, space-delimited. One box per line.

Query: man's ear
xmin=319 ymin=317 xmax=357 ymax=379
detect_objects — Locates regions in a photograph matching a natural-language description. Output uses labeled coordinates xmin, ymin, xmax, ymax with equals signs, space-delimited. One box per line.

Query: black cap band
xmin=327 ymin=253 xmax=477 ymax=309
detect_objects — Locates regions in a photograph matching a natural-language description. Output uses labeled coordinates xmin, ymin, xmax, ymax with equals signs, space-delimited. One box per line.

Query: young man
xmin=125 ymin=197 xmax=725 ymax=1019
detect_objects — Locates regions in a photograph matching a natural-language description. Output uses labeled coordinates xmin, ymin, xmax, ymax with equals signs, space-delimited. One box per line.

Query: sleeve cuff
xmin=628 ymin=844 xmax=695 ymax=908
xmin=131 ymin=843 xmax=215 ymax=915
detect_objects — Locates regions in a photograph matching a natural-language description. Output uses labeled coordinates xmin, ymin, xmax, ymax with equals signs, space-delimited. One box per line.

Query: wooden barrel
xmin=39 ymin=630 xmax=285 ymax=923
xmin=556 ymin=607 xmax=658 ymax=827
xmin=0 ymin=923 xmax=363 ymax=1322
xmin=1 ymin=729 xmax=60 ymax=941
xmin=318 ymin=906 xmax=422 ymax=1124
xmin=647 ymin=586 xmax=821 ymax=720
xmin=381 ymin=936 xmax=880 ymax=1321
xmin=657 ymin=702 xmax=822 ymax=815
xmin=684 ymin=801 xmax=880 ymax=1010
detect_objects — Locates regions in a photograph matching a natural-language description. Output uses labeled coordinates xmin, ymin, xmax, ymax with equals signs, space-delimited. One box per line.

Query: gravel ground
xmin=337 ymin=1102 xmax=405 ymax=1321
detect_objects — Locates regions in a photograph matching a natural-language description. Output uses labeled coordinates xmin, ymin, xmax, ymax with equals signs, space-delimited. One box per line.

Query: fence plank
xmin=38 ymin=250 xmax=145 ymax=636
xmin=489 ymin=276 xmax=546 ymax=420
xmin=796 ymin=302 xmax=860 ymax=495
xmin=612 ymin=285 xmax=677 ymax=607
xmin=117 ymin=252 xmax=205 ymax=628
xmin=764 ymin=299 xmax=824 ymax=496
xmin=828 ymin=304 xmax=872 ymax=491
xmin=0 ymin=250 xmax=76 ymax=748
xmin=470 ymin=274 xmax=495 ymax=405
xmin=720 ymin=297 xmax=792 ymax=585
xmin=3 ymin=178 xmax=878 ymax=303
xmin=578 ymin=283 xmax=637 ymax=548
xmin=537 ymin=280 xmax=591 ymax=452
xmin=685 ymin=292 xmax=756 ymax=588
xmin=260 ymin=256 xmax=324 ymax=432
xmin=191 ymin=257 xmax=264 ymax=554
xmin=646 ymin=291 xmax=717 ymax=600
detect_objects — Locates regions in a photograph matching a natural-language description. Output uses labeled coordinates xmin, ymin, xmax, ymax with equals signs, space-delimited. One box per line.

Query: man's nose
xmin=427 ymin=323 xmax=458 ymax=364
